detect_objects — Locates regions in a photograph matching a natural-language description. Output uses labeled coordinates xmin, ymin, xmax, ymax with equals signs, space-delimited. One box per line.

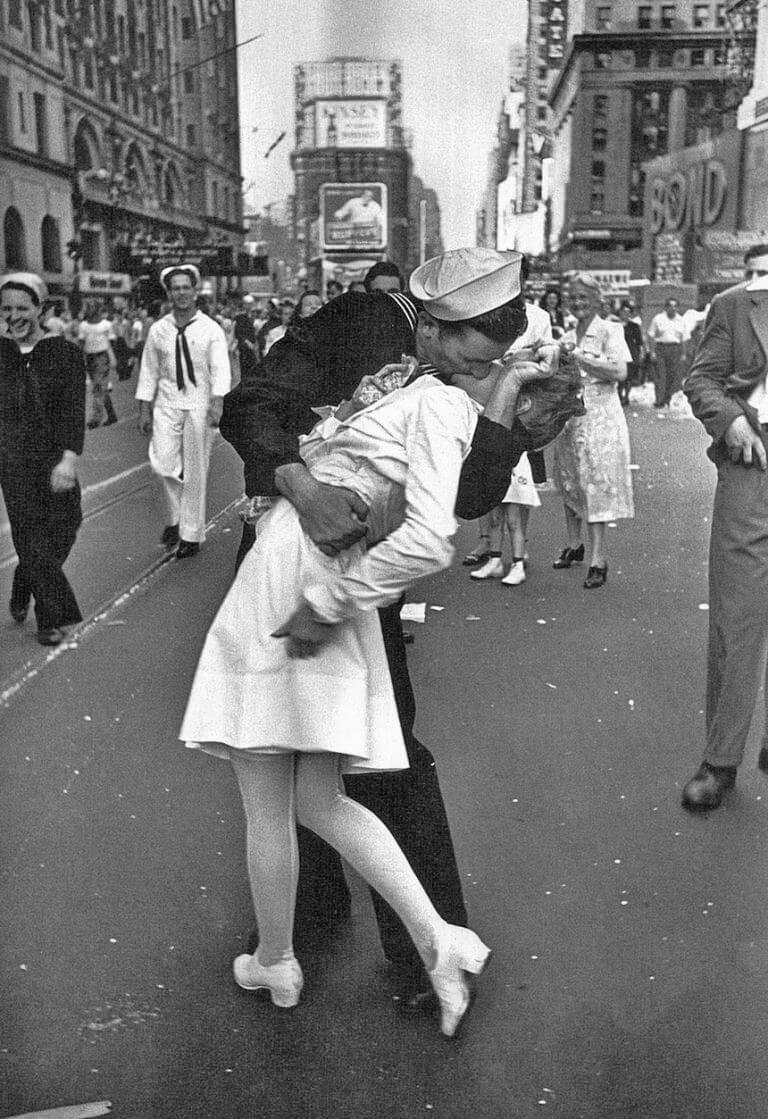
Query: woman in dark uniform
xmin=0 ymin=272 xmax=86 ymax=646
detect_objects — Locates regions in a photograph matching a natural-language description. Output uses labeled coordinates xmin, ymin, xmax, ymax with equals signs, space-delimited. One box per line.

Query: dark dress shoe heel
xmin=583 ymin=563 xmax=608 ymax=589
xmin=9 ymin=600 xmax=28 ymax=624
xmin=37 ymin=627 xmax=65 ymax=646
xmin=160 ymin=523 xmax=180 ymax=547
xmin=176 ymin=540 xmax=201 ymax=559
xmin=681 ymin=762 xmax=737 ymax=810
xmin=553 ymin=544 xmax=585 ymax=569
xmin=462 ymin=549 xmax=490 ymax=567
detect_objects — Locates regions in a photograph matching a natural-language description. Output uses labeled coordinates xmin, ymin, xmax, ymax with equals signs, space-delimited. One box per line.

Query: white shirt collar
xmin=746 ymin=275 xmax=768 ymax=291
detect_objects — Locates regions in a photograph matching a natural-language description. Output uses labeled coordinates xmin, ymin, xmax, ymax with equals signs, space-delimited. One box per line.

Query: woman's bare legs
xmin=564 ymin=504 xmax=582 ymax=550
xmin=587 ymin=521 xmax=607 ymax=567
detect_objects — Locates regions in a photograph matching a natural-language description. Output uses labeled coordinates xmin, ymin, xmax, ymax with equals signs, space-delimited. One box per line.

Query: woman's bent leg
xmin=295 ymin=753 xmax=490 ymax=1035
xmin=230 ymin=751 xmax=298 ymax=966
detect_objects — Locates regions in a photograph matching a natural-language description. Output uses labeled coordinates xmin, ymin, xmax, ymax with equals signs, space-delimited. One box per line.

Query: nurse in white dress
xmin=180 ymin=371 xmax=494 ymax=1034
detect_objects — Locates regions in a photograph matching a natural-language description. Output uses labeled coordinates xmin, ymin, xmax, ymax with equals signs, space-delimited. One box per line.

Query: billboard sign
xmin=315 ymin=99 xmax=387 ymax=148
xmin=321 ymin=183 xmax=387 ymax=251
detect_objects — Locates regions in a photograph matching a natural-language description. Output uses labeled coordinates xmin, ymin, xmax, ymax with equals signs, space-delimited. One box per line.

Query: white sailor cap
xmin=409 ymin=248 xmax=523 ymax=321
xmin=0 ymin=271 xmax=48 ymax=304
xmin=160 ymin=264 xmax=201 ymax=289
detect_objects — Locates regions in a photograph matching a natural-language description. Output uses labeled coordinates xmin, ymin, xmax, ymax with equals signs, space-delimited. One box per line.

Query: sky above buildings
xmin=235 ymin=0 xmax=529 ymax=246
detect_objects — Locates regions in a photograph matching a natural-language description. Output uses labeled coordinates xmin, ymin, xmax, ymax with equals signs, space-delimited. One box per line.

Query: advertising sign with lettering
xmin=315 ymin=100 xmax=387 ymax=148
xmin=321 ymin=183 xmax=387 ymax=251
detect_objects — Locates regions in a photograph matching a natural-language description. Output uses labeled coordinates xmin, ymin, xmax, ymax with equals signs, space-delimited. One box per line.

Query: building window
xmin=685 ymin=86 xmax=724 ymax=143
xmin=0 ymin=76 xmax=9 ymax=145
xmin=593 ymin=94 xmax=609 ymax=123
xmin=693 ymin=4 xmax=710 ymax=26
xmin=595 ymin=51 xmax=612 ymax=69
xmin=635 ymin=46 xmax=652 ymax=67
xmin=593 ymin=126 xmax=607 ymax=150
xmin=41 ymin=215 xmax=62 ymax=272
xmin=9 ymin=0 xmax=23 ymax=28
xmin=183 ymin=69 xmax=194 ymax=94
xmin=181 ymin=15 xmax=192 ymax=38
xmin=690 ymin=48 xmax=706 ymax=66
xmin=715 ymin=3 xmax=726 ymax=24
xmin=537 ymin=105 xmax=547 ymax=122
xmin=33 ymin=91 xmax=47 ymax=155
xmin=657 ymin=47 xmax=674 ymax=66
xmin=596 ymin=6 xmax=612 ymax=28
xmin=713 ymin=45 xmax=727 ymax=64
xmin=590 ymin=189 xmax=605 ymax=213
xmin=4 ymin=207 xmax=27 ymax=269
xmin=117 ymin=14 xmax=125 ymax=52
xmin=661 ymin=4 xmax=675 ymax=27
xmin=83 ymin=53 xmax=94 ymax=89
xmin=637 ymin=5 xmax=652 ymax=28
xmin=630 ymin=87 xmax=670 ymax=215
xmin=27 ymin=1 xmax=41 ymax=50
xmin=186 ymin=123 xmax=196 ymax=146
xmin=109 ymin=71 xmax=118 ymax=102
xmin=17 ymin=91 xmax=26 ymax=133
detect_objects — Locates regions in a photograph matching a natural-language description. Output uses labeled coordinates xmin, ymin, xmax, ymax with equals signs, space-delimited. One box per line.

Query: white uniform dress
xmin=180 ymin=376 xmax=480 ymax=773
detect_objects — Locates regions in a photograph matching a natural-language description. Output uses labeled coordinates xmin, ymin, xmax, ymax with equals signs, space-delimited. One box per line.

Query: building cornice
xmin=0 ymin=142 xmax=73 ymax=181
xmin=549 ymin=27 xmax=731 ymax=106
xmin=0 ymin=42 xmax=65 ymax=83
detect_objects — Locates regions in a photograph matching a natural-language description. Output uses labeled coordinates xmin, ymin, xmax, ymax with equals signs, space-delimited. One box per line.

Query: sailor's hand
xmin=272 ymin=602 xmax=335 ymax=658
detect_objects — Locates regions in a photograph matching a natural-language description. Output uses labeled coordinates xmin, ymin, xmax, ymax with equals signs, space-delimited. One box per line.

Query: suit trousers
xmin=705 ymin=449 xmax=768 ymax=767
xmin=653 ymin=343 xmax=683 ymax=407
xmin=235 ymin=523 xmax=468 ymax=974
xmin=149 ymin=403 xmax=213 ymax=543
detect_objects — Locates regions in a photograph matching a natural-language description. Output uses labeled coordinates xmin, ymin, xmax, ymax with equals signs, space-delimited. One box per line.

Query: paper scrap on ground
xmin=8 ymin=1103 xmax=112 ymax=1119
xmin=400 ymin=603 xmax=426 ymax=623
xmin=429 ymin=605 xmax=445 ymax=611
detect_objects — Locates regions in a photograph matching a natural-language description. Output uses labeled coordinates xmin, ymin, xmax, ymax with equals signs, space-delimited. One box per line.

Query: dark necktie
xmin=175 ymin=322 xmax=197 ymax=390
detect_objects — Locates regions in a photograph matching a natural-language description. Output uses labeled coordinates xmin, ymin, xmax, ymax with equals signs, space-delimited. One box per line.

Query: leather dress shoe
xmin=37 ymin=626 xmax=65 ymax=647
xmin=583 ymin=563 xmax=608 ymax=589
xmin=681 ymin=762 xmax=736 ymax=810
xmin=758 ymin=747 xmax=768 ymax=775
xmin=160 ymin=523 xmax=180 ymax=547
xmin=176 ymin=540 xmax=201 ymax=559
xmin=553 ymin=544 xmax=584 ymax=569
xmin=386 ymin=963 xmax=439 ymax=1019
xmin=9 ymin=600 xmax=28 ymax=624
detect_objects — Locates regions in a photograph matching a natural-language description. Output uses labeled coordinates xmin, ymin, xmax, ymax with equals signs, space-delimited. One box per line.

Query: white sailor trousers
xmin=149 ymin=402 xmax=213 ymax=543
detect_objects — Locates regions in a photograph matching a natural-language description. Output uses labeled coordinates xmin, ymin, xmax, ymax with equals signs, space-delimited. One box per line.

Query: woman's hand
xmin=344 ymin=361 xmax=413 ymax=414
xmin=50 ymin=452 xmax=78 ymax=492
xmin=272 ymin=602 xmax=336 ymax=658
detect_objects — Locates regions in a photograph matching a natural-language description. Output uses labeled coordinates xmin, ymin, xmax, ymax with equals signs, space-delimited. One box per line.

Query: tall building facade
xmin=548 ymin=0 xmax=739 ymax=277
xmin=290 ymin=58 xmax=440 ymax=293
xmin=1 ymin=0 xmax=243 ymax=302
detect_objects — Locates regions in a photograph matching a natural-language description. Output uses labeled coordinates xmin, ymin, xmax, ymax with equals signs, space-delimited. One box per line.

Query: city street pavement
xmin=3 ymin=392 xmax=768 ymax=1118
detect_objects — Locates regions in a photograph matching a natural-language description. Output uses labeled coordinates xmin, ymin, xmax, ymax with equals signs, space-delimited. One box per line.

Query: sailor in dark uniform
xmin=0 ymin=272 xmax=86 ymax=646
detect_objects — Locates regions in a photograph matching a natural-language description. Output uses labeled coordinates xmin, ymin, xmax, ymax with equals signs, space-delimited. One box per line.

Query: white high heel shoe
xmin=428 ymin=926 xmax=492 ymax=1037
xmin=233 ymin=951 xmax=304 ymax=1008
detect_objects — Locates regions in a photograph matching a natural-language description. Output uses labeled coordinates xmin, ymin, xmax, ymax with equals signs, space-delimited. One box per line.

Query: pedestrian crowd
xmin=2 ymin=241 xmax=768 ymax=1042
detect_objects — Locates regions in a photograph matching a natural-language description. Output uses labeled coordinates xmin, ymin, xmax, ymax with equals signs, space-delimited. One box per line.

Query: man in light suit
xmin=681 ymin=244 xmax=768 ymax=809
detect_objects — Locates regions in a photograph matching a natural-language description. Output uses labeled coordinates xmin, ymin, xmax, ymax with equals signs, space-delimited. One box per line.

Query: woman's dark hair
xmin=436 ymin=294 xmax=528 ymax=346
xmin=540 ymin=288 xmax=561 ymax=309
xmin=0 ymin=281 xmax=41 ymax=306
